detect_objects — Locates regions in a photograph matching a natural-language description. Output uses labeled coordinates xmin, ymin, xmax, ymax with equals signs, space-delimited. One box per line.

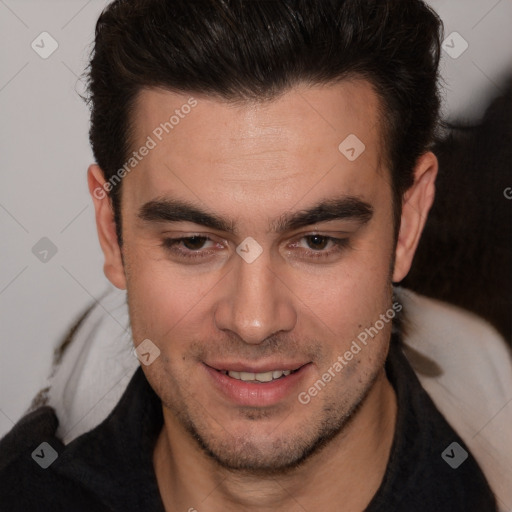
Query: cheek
xmin=291 ymin=234 xmax=394 ymax=343
xmin=124 ymin=246 xmax=220 ymax=344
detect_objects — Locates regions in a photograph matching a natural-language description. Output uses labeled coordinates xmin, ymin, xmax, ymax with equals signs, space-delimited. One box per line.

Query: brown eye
xmin=304 ymin=235 xmax=330 ymax=251
xmin=290 ymin=235 xmax=350 ymax=260
xmin=161 ymin=235 xmax=220 ymax=262
xmin=181 ymin=236 xmax=208 ymax=250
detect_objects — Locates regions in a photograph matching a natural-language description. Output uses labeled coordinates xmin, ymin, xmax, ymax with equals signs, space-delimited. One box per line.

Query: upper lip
xmin=205 ymin=361 xmax=309 ymax=373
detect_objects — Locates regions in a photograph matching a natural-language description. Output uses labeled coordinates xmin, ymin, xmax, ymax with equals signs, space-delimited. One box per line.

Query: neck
xmin=153 ymin=367 xmax=397 ymax=512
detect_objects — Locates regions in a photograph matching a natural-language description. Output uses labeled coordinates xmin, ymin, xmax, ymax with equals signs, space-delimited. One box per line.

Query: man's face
xmin=112 ymin=81 xmax=400 ymax=472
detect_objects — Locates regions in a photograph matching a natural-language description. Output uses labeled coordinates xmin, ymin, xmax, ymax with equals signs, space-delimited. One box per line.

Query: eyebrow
xmin=138 ymin=196 xmax=373 ymax=235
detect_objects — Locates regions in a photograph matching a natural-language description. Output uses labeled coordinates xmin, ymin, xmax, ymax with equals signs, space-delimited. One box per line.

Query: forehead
xmin=126 ymin=80 xmax=387 ymax=212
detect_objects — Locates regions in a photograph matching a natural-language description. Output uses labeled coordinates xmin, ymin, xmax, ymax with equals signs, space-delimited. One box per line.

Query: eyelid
xmin=161 ymin=233 xmax=351 ymax=262
xmin=161 ymin=234 xmax=221 ymax=250
xmin=288 ymin=235 xmax=350 ymax=257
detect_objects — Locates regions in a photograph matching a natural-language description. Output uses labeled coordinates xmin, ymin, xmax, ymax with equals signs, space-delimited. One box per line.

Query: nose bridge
xmin=214 ymin=253 xmax=296 ymax=344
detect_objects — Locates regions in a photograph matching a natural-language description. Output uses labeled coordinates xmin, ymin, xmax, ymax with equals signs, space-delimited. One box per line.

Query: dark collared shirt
xmin=0 ymin=336 xmax=498 ymax=511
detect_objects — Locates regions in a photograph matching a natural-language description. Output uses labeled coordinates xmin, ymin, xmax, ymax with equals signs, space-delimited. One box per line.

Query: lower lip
xmin=203 ymin=363 xmax=312 ymax=407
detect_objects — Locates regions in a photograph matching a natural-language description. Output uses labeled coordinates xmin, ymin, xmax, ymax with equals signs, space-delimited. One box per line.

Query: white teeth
xmin=226 ymin=369 xmax=293 ymax=382
xmin=255 ymin=371 xmax=273 ymax=382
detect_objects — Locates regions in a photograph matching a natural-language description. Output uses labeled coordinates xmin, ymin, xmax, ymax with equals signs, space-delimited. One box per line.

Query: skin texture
xmin=88 ymin=80 xmax=437 ymax=512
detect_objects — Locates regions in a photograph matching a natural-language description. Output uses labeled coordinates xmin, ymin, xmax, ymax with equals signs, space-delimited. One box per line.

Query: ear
xmin=392 ymin=151 xmax=438 ymax=283
xmin=87 ymin=164 xmax=127 ymax=290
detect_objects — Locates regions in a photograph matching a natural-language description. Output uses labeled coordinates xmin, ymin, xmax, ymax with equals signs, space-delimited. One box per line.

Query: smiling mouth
xmin=215 ymin=367 xmax=303 ymax=383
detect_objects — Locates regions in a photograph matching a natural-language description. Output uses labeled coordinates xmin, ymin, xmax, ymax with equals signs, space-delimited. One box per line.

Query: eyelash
xmin=160 ymin=235 xmax=350 ymax=261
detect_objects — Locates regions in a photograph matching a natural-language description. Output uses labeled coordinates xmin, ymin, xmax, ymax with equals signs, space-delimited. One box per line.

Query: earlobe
xmin=392 ymin=152 xmax=438 ymax=283
xmin=87 ymin=164 xmax=127 ymax=290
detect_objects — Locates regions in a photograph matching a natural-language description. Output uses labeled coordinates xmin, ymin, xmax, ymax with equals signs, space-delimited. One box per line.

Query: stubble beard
xmin=160 ymin=359 xmax=385 ymax=478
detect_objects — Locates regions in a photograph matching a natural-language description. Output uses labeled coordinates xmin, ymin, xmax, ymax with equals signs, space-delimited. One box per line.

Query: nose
xmin=214 ymin=253 xmax=297 ymax=345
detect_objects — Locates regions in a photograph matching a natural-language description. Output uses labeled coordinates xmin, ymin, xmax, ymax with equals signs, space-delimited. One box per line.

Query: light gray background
xmin=1 ymin=0 xmax=511 ymax=439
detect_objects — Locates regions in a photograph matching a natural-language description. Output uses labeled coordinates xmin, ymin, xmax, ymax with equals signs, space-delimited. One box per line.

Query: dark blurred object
xmin=403 ymin=77 xmax=512 ymax=344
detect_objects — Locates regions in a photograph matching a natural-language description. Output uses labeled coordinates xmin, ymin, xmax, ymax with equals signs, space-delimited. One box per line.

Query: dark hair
xmin=86 ymin=0 xmax=443 ymax=245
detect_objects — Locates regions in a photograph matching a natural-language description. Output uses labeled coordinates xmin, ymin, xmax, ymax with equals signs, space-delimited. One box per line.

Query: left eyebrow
xmin=271 ymin=197 xmax=373 ymax=232
xmin=137 ymin=196 xmax=373 ymax=236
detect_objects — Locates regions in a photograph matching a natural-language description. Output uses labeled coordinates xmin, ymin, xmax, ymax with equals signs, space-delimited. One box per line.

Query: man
xmin=0 ymin=1 xmax=498 ymax=510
